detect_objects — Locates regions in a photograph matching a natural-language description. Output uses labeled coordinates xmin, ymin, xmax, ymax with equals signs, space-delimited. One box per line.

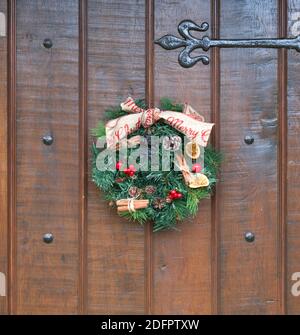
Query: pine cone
xmin=152 ymin=198 xmax=166 ymax=210
xmin=128 ymin=186 xmax=142 ymax=198
xmin=162 ymin=136 xmax=182 ymax=151
xmin=145 ymin=185 xmax=156 ymax=195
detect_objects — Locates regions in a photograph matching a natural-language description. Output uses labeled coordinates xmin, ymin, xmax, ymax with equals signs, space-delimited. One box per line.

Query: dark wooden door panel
xmin=287 ymin=0 xmax=300 ymax=315
xmin=87 ymin=0 xmax=146 ymax=315
xmin=219 ymin=0 xmax=280 ymax=314
xmin=153 ymin=0 xmax=213 ymax=315
xmin=2 ymin=0 xmax=300 ymax=315
xmin=15 ymin=0 xmax=80 ymax=314
xmin=0 ymin=0 xmax=7 ymax=315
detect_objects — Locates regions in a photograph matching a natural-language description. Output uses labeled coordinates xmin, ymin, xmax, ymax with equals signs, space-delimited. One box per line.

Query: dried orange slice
xmin=188 ymin=173 xmax=209 ymax=188
xmin=185 ymin=141 xmax=201 ymax=159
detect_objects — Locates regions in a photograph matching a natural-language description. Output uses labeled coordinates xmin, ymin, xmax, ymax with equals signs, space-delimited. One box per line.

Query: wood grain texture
xmin=15 ymin=0 xmax=79 ymax=314
xmin=79 ymin=0 xmax=88 ymax=315
xmin=219 ymin=0 xmax=279 ymax=314
xmin=277 ymin=0 xmax=288 ymax=315
xmin=287 ymin=0 xmax=300 ymax=315
xmin=145 ymin=0 xmax=154 ymax=315
xmin=210 ymin=0 xmax=221 ymax=315
xmin=87 ymin=0 xmax=146 ymax=314
xmin=7 ymin=0 xmax=16 ymax=315
xmin=0 ymin=0 xmax=7 ymax=315
xmin=153 ymin=0 xmax=212 ymax=315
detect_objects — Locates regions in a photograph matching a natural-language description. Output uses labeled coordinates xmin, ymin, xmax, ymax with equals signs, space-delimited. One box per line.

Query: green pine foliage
xmin=91 ymin=99 xmax=222 ymax=232
xmin=91 ymin=121 xmax=106 ymax=138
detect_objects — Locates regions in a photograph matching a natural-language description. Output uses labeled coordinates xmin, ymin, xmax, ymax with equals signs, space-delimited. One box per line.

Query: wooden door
xmin=1 ymin=0 xmax=300 ymax=315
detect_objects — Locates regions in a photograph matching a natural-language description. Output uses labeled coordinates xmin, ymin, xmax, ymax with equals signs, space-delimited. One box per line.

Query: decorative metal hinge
xmin=155 ymin=20 xmax=300 ymax=68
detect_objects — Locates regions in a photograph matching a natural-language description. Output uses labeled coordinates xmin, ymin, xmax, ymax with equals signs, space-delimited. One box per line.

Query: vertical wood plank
xmin=7 ymin=0 xmax=16 ymax=315
xmin=87 ymin=0 xmax=146 ymax=314
xmin=219 ymin=0 xmax=280 ymax=314
xmin=210 ymin=0 xmax=221 ymax=315
xmin=153 ymin=0 xmax=212 ymax=315
xmin=287 ymin=0 xmax=300 ymax=315
xmin=0 ymin=0 xmax=8 ymax=315
xmin=79 ymin=0 xmax=88 ymax=315
xmin=145 ymin=0 xmax=154 ymax=315
xmin=278 ymin=0 xmax=288 ymax=315
xmin=16 ymin=0 xmax=80 ymax=314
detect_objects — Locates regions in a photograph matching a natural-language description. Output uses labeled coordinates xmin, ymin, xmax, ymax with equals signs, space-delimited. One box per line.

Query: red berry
xmin=192 ymin=163 xmax=202 ymax=173
xmin=129 ymin=164 xmax=136 ymax=171
xmin=129 ymin=170 xmax=135 ymax=177
xmin=170 ymin=190 xmax=177 ymax=196
xmin=124 ymin=168 xmax=130 ymax=175
xmin=116 ymin=161 xmax=122 ymax=170
xmin=177 ymin=193 xmax=183 ymax=199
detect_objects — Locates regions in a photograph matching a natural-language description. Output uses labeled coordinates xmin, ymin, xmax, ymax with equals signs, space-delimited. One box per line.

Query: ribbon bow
xmin=106 ymin=97 xmax=214 ymax=148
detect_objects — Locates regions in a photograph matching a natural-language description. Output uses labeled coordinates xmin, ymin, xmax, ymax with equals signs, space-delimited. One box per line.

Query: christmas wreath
xmin=92 ymin=97 xmax=221 ymax=232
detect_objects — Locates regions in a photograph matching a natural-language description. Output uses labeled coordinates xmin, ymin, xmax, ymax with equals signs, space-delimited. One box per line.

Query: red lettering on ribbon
xmin=201 ymin=129 xmax=210 ymax=144
xmin=166 ymin=117 xmax=199 ymax=140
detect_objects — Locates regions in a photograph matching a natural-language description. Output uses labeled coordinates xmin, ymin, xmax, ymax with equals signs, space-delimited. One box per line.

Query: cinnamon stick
xmin=116 ymin=199 xmax=149 ymax=206
xmin=116 ymin=199 xmax=149 ymax=212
